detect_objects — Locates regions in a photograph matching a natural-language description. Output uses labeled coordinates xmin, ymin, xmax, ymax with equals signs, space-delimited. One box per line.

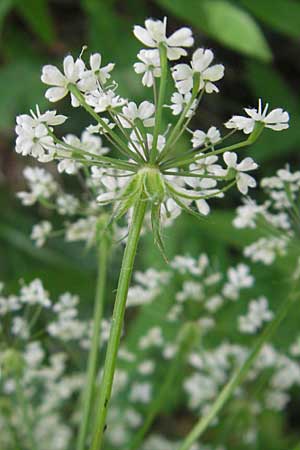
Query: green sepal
xmin=143 ymin=168 xmax=166 ymax=205
xmin=151 ymin=202 xmax=168 ymax=263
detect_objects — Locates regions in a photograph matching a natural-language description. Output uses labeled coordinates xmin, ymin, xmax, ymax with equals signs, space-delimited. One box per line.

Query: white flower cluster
xmin=234 ymin=165 xmax=300 ymax=265
xmin=14 ymin=16 xmax=289 ymax=237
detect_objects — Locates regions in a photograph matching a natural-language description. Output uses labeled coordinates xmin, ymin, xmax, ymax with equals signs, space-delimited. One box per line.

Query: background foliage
xmin=0 ymin=1 xmax=300 ymax=448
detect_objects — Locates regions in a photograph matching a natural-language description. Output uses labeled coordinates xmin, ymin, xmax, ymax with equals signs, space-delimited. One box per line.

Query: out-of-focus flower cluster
xmin=234 ymin=166 xmax=300 ymax=265
xmin=97 ymin=253 xmax=300 ymax=449
xmin=0 ymin=279 xmax=99 ymax=450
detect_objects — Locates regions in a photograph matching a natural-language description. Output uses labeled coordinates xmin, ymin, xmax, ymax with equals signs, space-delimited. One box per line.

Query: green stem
xmin=68 ymin=84 xmax=142 ymax=164
xmin=129 ymin=322 xmax=198 ymax=450
xmin=161 ymin=123 xmax=264 ymax=171
xmin=177 ymin=284 xmax=298 ymax=450
xmin=89 ymin=195 xmax=147 ymax=450
xmin=76 ymin=231 xmax=110 ymax=450
xmin=158 ymin=74 xmax=201 ymax=163
xmin=16 ymin=379 xmax=38 ymax=450
xmin=150 ymin=44 xmax=168 ymax=164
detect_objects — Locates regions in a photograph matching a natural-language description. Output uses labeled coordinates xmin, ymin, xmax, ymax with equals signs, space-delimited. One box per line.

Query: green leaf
xmin=14 ymin=0 xmax=56 ymax=45
xmin=239 ymin=0 xmax=300 ymax=39
xmin=156 ymin=0 xmax=272 ymax=61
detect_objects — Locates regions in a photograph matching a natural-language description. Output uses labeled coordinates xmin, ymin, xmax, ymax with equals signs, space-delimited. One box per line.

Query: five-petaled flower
xmin=172 ymin=48 xmax=225 ymax=94
xmin=225 ymin=99 xmax=290 ymax=134
xmin=41 ymin=55 xmax=85 ymax=106
xmin=133 ymin=17 xmax=194 ymax=60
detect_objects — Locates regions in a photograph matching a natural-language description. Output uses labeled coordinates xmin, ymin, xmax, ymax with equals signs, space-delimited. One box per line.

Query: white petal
xmin=167 ymin=47 xmax=187 ymax=60
xmin=176 ymin=78 xmax=193 ymax=94
xmin=202 ymin=64 xmax=224 ymax=82
xmin=90 ymin=53 xmax=101 ymax=71
xmin=237 ymin=157 xmax=258 ymax=172
xmin=204 ymin=82 xmax=219 ymax=94
xmin=133 ymin=25 xmax=155 ymax=46
xmin=63 ymin=55 xmax=75 ymax=79
xmin=172 ymin=64 xmax=192 ymax=80
xmin=192 ymin=48 xmax=213 ymax=72
xmin=266 ymin=123 xmax=289 ymax=131
xmin=142 ymin=71 xmax=153 ymax=87
xmin=223 ymin=151 xmax=237 ymax=168
xmin=167 ymin=27 xmax=194 ymax=47
xmin=138 ymin=101 xmax=155 ymax=119
xmin=237 ymin=173 xmax=256 ymax=195
xmin=45 ymin=86 xmax=67 ymax=102
xmin=196 ymin=199 xmax=210 ymax=215
xmin=264 ymin=108 xmax=289 ymax=124
xmin=41 ymin=65 xmax=65 ymax=86
xmin=97 ymin=192 xmax=116 ymax=203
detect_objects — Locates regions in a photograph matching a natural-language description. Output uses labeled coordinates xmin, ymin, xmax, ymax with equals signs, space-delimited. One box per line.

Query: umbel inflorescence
xmin=15 ymin=17 xmax=289 ymax=250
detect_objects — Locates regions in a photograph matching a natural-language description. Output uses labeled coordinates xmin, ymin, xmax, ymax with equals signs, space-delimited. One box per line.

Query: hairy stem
xmin=89 ymin=195 xmax=147 ymax=450
xmin=178 ymin=282 xmax=298 ymax=450
xmin=76 ymin=230 xmax=110 ymax=450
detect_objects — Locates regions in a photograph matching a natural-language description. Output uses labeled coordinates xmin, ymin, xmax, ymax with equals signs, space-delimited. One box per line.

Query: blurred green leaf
xmin=0 ymin=60 xmax=46 ymax=132
xmin=14 ymin=0 xmax=56 ymax=45
xmin=156 ymin=0 xmax=272 ymax=61
xmin=245 ymin=61 xmax=300 ymax=161
xmin=0 ymin=0 xmax=13 ymax=34
xmin=239 ymin=0 xmax=300 ymax=39
xmin=81 ymin=0 xmax=137 ymax=66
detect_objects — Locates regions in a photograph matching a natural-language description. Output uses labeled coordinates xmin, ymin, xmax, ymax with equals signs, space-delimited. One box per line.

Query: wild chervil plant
xmin=14 ymin=16 xmax=292 ymax=450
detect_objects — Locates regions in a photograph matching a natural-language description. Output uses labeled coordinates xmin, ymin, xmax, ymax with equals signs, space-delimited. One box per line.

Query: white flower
xmin=20 ymin=279 xmax=51 ymax=307
xmin=86 ymin=89 xmax=126 ymax=113
xmin=15 ymin=115 xmax=55 ymax=162
xmin=244 ymin=237 xmax=288 ymax=265
xmin=139 ymin=327 xmax=163 ymax=349
xmin=233 ymin=199 xmax=268 ymax=229
xmin=192 ymin=126 xmax=221 ymax=148
xmin=57 ymin=158 xmax=79 ymax=175
xmin=12 ymin=317 xmax=29 ymax=339
xmin=225 ymin=99 xmax=290 ymax=134
xmin=31 ymin=221 xmax=52 ymax=247
xmin=166 ymin=92 xmax=196 ymax=116
xmin=217 ymin=151 xmax=258 ymax=195
xmin=172 ymin=48 xmax=224 ymax=94
xmin=128 ymin=131 xmax=166 ymax=159
xmin=86 ymin=119 xmax=115 ymax=135
xmin=118 ymin=101 xmax=155 ymax=128
xmin=65 ymin=217 xmax=97 ymax=243
xmin=223 ymin=263 xmax=254 ymax=300
xmin=56 ymin=194 xmax=80 ymax=215
xmin=238 ymin=297 xmax=273 ymax=334
xmin=30 ymin=105 xmax=67 ymax=126
xmin=17 ymin=166 xmax=58 ymax=205
xmin=78 ymin=53 xmax=114 ymax=91
xmin=134 ymin=49 xmax=161 ymax=87
xmin=130 ymin=382 xmax=152 ymax=403
xmin=41 ymin=55 xmax=85 ymax=106
xmin=133 ymin=17 xmax=194 ymax=60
